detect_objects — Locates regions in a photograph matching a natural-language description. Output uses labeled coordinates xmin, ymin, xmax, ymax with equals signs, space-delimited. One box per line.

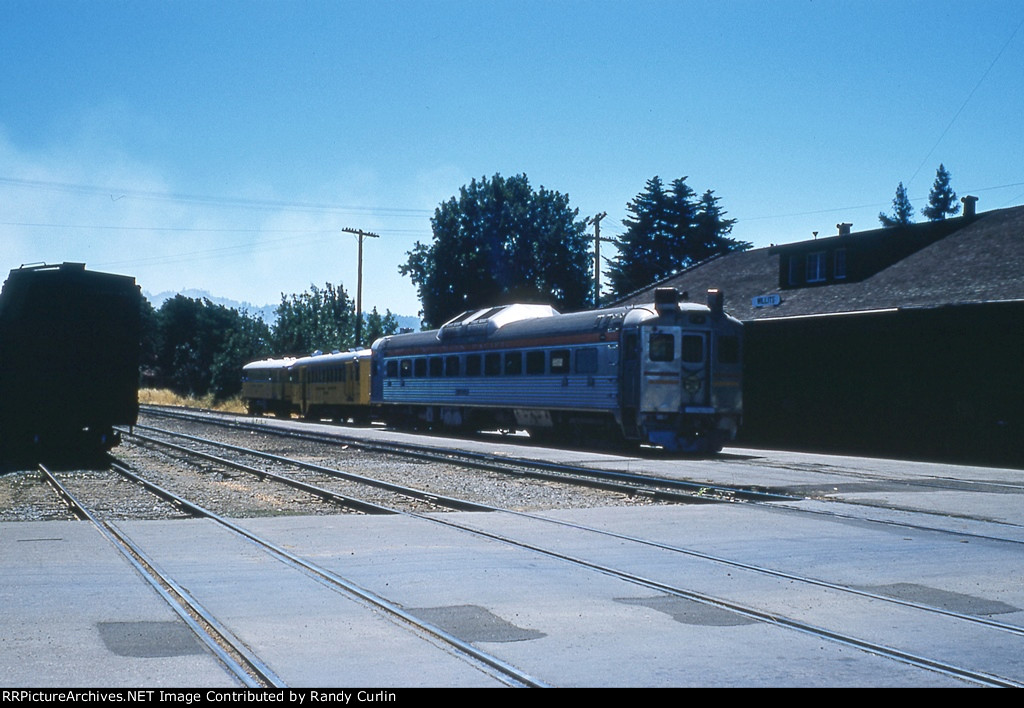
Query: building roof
xmin=614 ymin=203 xmax=1024 ymax=321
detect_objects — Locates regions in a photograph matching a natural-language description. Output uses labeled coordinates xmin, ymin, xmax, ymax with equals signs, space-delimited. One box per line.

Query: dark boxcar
xmin=0 ymin=263 xmax=141 ymax=457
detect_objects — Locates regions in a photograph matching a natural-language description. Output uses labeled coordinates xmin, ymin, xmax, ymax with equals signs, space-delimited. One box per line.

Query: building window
xmin=788 ymin=256 xmax=801 ymax=286
xmin=834 ymin=248 xmax=847 ymax=280
xmin=806 ymin=252 xmax=826 ymax=283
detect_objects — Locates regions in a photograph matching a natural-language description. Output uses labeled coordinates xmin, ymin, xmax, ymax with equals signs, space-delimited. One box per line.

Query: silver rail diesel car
xmin=370 ymin=288 xmax=742 ymax=452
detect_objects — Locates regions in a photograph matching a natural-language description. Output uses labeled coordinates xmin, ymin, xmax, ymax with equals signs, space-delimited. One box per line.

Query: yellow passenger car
xmin=290 ymin=350 xmax=372 ymax=423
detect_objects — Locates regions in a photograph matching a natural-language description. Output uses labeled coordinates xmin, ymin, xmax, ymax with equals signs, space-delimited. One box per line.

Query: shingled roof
xmin=614 ymin=203 xmax=1024 ymax=321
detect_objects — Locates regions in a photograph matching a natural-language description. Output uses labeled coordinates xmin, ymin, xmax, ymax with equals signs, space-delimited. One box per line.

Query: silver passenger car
xmin=370 ymin=288 xmax=742 ymax=452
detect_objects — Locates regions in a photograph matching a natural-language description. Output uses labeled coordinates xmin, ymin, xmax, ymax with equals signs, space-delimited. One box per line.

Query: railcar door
xmin=678 ymin=331 xmax=710 ymax=409
xmin=639 ymin=327 xmax=710 ymax=413
xmin=619 ymin=328 xmax=641 ymax=436
xmin=640 ymin=326 xmax=683 ymax=413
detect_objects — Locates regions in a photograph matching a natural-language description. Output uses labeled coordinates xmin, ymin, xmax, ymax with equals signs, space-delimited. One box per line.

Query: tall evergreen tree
xmin=879 ymin=181 xmax=915 ymax=227
xmin=921 ymin=164 xmax=960 ymax=221
xmin=605 ymin=176 xmax=672 ymax=298
xmin=692 ymin=189 xmax=747 ymax=262
xmin=606 ymin=177 xmax=748 ymax=299
xmin=400 ymin=173 xmax=591 ymax=328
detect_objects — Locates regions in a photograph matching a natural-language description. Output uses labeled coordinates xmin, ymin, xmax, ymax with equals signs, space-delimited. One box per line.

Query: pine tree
xmin=921 ymin=164 xmax=960 ymax=221
xmin=606 ymin=178 xmax=749 ymax=299
xmin=605 ymin=176 xmax=673 ymax=298
xmin=879 ymin=182 xmax=915 ymax=227
xmin=692 ymin=190 xmax=748 ymax=262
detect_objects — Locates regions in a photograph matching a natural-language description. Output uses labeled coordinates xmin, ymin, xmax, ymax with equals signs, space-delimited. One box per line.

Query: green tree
xmin=401 ymin=173 xmax=591 ymax=328
xmin=605 ymin=176 xmax=671 ymax=298
xmin=692 ymin=189 xmax=747 ymax=263
xmin=879 ymin=181 xmax=915 ymax=227
xmin=606 ymin=177 xmax=748 ymax=299
xmin=272 ymin=282 xmax=354 ymax=355
xmin=921 ymin=164 xmax=960 ymax=221
xmin=154 ymin=295 xmax=271 ymax=399
xmin=362 ymin=306 xmax=400 ymax=346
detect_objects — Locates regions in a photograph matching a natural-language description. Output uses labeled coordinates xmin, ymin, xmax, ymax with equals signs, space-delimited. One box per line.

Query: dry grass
xmin=139 ymin=388 xmax=247 ymax=414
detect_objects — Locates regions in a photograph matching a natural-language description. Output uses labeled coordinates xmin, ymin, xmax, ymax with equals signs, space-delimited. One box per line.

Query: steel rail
xmin=132 ymin=426 xmax=1024 ymax=641
xmin=103 ymin=459 xmax=549 ymax=688
xmin=125 ymin=427 xmax=1024 ymax=687
xmin=136 ymin=409 xmax=792 ymax=503
xmin=128 ymin=426 xmax=498 ymax=513
xmin=37 ymin=464 xmax=285 ymax=688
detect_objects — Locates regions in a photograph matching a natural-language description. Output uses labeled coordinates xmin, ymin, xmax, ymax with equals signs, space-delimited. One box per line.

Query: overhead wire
xmin=0 ymin=176 xmax=433 ymax=218
xmin=905 ymin=14 xmax=1024 ymax=189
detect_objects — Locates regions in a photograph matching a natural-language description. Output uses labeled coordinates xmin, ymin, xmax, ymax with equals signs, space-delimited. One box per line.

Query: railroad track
xmin=107 ymin=421 xmax=1024 ymax=687
xmin=138 ymin=405 xmax=793 ymax=504
xmin=37 ymin=459 xmax=548 ymax=687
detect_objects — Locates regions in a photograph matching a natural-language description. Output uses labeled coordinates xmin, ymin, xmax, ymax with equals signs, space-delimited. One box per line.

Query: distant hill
xmin=143 ymin=289 xmax=421 ymax=332
xmin=144 ymin=289 xmax=279 ymax=323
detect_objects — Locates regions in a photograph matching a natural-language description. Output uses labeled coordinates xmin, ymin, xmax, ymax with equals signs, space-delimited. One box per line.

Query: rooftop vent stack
xmin=707 ymin=289 xmax=724 ymax=317
xmin=962 ymin=195 xmax=978 ymax=219
xmin=837 ymin=222 xmax=853 ymax=236
xmin=653 ymin=287 xmax=680 ymax=314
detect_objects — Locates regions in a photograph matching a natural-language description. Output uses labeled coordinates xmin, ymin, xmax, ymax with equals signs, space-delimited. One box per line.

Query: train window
xmin=386 ymin=360 xmax=398 ymax=378
xmin=484 ymin=352 xmax=501 ymax=376
xmin=682 ymin=335 xmax=704 ymax=363
xmin=550 ymin=349 xmax=570 ymax=374
xmin=466 ymin=354 xmax=482 ymax=376
xmin=718 ymin=335 xmax=740 ymax=364
xmin=429 ymin=357 xmax=443 ymax=377
xmin=575 ymin=348 xmax=598 ymax=374
xmin=526 ymin=350 xmax=545 ymax=375
xmin=445 ymin=356 xmax=460 ymax=376
xmin=400 ymin=359 xmax=412 ymax=378
xmin=414 ymin=358 xmax=427 ymax=377
xmin=649 ymin=333 xmax=675 ymax=362
xmin=504 ymin=351 xmax=522 ymax=375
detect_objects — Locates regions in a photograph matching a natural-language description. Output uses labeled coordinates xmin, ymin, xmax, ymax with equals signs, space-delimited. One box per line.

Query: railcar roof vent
xmin=653 ymin=287 xmax=680 ymax=314
xmin=707 ymin=289 xmax=724 ymax=317
xmin=438 ymin=303 xmax=559 ymax=340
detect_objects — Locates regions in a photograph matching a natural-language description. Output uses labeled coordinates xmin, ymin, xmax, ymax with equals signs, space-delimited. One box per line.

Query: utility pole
xmin=586 ymin=212 xmax=608 ymax=308
xmin=342 ymin=227 xmax=379 ymax=347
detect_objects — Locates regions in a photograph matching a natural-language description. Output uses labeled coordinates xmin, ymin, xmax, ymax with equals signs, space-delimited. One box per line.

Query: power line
xmin=909 ymin=15 xmax=1019 ymax=189
xmin=0 ymin=176 xmax=433 ymax=218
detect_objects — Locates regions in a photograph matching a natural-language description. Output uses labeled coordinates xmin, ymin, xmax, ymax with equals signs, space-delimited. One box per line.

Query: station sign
xmin=752 ymin=294 xmax=782 ymax=308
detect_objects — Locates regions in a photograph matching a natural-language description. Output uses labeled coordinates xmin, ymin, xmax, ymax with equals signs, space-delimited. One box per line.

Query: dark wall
xmin=740 ymin=302 xmax=1024 ymax=467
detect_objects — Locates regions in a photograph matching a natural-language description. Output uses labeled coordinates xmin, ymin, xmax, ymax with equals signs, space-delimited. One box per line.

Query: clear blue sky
xmin=3 ymin=0 xmax=1022 ymax=317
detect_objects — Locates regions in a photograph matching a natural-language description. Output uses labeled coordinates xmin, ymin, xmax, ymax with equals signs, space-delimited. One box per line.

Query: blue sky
xmin=2 ymin=0 xmax=1022 ymax=318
